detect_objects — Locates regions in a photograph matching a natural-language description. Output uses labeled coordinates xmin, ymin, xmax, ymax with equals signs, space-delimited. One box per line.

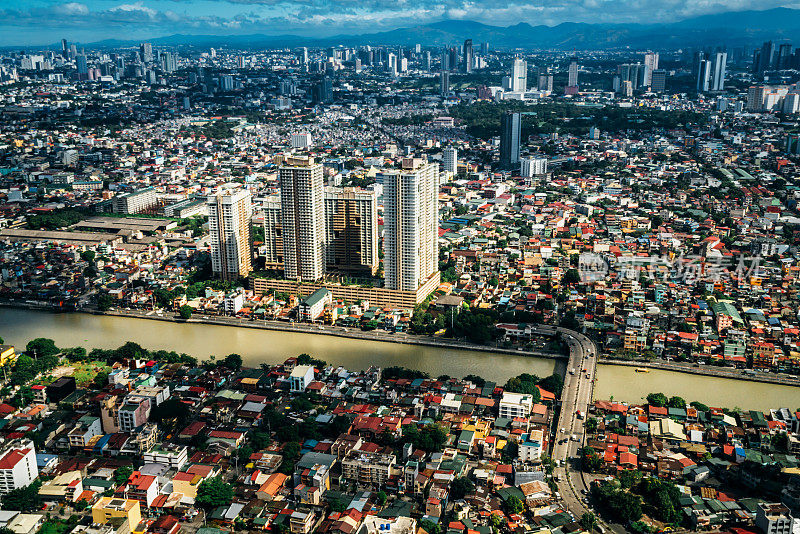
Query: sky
xmin=0 ymin=0 xmax=795 ymax=47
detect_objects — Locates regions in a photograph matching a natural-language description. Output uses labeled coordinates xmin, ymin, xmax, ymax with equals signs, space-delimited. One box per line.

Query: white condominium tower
xmin=381 ymin=159 xmax=439 ymax=291
xmin=279 ymin=156 xmax=325 ymax=282
xmin=208 ymin=189 xmax=253 ymax=281
xmin=511 ymin=58 xmax=527 ymax=93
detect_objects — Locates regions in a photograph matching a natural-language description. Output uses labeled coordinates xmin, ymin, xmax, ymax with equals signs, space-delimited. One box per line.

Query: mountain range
xmin=46 ymin=7 xmax=800 ymax=50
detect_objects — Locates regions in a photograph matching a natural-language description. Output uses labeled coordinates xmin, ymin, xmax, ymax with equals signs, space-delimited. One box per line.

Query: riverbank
xmin=600 ymin=358 xmax=800 ymax=387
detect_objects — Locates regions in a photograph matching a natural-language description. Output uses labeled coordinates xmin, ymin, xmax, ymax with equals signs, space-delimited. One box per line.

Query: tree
xmin=196 ymin=476 xmax=234 ymax=509
xmin=690 ymin=401 xmax=710 ymax=413
xmin=450 ymin=477 xmax=475 ymax=500
xmin=420 ymin=520 xmax=441 ymax=534
xmin=93 ymin=371 xmax=109 ymax=389
xmin=580 ymin=447 xmax=603 ymax=472
xmin=463 ymin=374 xmax=486 ymax=387
xmin=0 ymin=481 xmax=42 ymax=512
xmin=96 ymin=293 xmax=114 ymax=311
xmin=668 ymin=396 xmax=686 ymax=409
xmin=179 ymin=305 xmax=193 ymax=319
xmin=563 ymin=268 xmax=582 ymax=285
xmin=113 ymin=466 xmax=133 ymax=485
xmin=279 ymin=442 xmax=301 ymax=475
xmin=376 ymin=491 xmax=387 ymax=506
xmin=222 ymin=353 xmax=243 ymax=371
xmin=505 ymin=495 xmax=524 ymax=514
xmin=585 ymin=417 xmax=598 ymax=433
xmin=503 ymin=373 xmax=542 ymax=402
xmin=26 ymin=338 xmax=59 ymax=358
xmin=646 ymin=392 xmax=668 ymax=407
xmin=580 ymin=512 xmax=597 ymax=532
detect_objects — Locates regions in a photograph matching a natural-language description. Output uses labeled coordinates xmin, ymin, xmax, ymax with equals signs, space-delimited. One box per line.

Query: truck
xmin=576 ymin=410 xmax=584 ymax=420
xmin=571 ymin=434 xmax=578 ymax=442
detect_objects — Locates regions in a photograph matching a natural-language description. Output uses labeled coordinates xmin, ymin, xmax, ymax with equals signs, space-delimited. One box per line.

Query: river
xmin=2 ymin=308 xmax=799 ymax=411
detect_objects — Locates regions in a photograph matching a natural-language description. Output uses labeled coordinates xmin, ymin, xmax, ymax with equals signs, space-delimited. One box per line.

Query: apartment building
xmin=381 ymin=159 xmax=439 ymax=291
xmin=280 ymin=156 xmax=325 ymax=282
xmin=498 ymin=392 xmax=534 ymax=419
xmin=341 ymin=450 xmax=396 ymax=488
xmin=324 ymin=187 xmax=378 ymax=275
xmin=112 ymin=187 xmax=158 ymax=214
xmin=261 ymin=196 xmax=284 ymax=270
xmin=208 ymin=189 xmax=253 ymax=281
xmin=0 ymin=445 xmax=38 ymax=495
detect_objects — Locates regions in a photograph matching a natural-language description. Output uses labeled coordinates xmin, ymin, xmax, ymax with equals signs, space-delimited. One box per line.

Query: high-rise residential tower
xmin=208 ymin=189 xmax=253 ymax=281
xmin=381 ymin=159 xmax=439 ymax=291
xmin=567 ymin=58 xmax=579 ymax=87
xmin=324 ymin=187 xmax=378 ymax=275
xmin=279 ymin=156 xmax=326 ymax=282
xmin=463 ymin=39 xmax=473 ymax=73
xmin=711 ymin=52 xmax=727 ymax=91
xmin=442 ymin=147 xmax=458 ymax=174
xmin=643 ymin=52 xmax=659 ymax=86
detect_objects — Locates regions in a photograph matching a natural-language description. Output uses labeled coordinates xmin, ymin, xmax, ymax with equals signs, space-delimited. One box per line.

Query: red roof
xmin=0 ymin=448 xmax=30 ymax=469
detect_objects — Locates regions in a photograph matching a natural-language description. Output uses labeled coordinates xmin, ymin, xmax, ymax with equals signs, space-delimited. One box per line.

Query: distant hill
xmin=45 ymin=7 xmax=800 ymax=50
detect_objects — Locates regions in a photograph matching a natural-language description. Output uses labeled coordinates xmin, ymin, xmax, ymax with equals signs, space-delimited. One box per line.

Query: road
xmin=541 ymin=326 xmax=621 ymax=533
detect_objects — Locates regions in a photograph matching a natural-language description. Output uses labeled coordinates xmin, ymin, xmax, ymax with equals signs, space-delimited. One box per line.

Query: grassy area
xmin=71 ymin=361 xmax=112 ymax=387
xmin=39 ymin=517 xmax=81 ymax=534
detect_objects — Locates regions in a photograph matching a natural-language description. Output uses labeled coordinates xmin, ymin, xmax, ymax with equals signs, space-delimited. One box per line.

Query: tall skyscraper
xmin=651 ymin=69 xmax=667 ymax=92
xmin=440 ymin=70 xmax=450 ymax=96
xmin=463 ymin=39 xmax=473 ymax=73
xmin=567 ymin=58 xmax=579 ymax=87
xmin=76 ymin=55 xmax=88 ymax=76
xmin=758 ymin=41 xmax=775 ymax=74
xmin=424 ymin=51 xmax=431 ymax=72
xmin=261 ymin=197 xmax=284 ymax=271
xmin=480 ymin=42 xmax=489 ymax=55
xmin=777 ymin=44 xmax=793 ymax=70
xmin=643 ymin=52 xmax=659 ymax=86
xmin=381 ymin=159 xmax=439 ymax=291
xmin=440 ymin=49 xmax=450 ymax=71
xmin=442 ymin=147 xmax=458 ymax=174
xmin=140 ymin=42 xmax=153 ymax=64
xmin=697 ymin=59 xmax=711 ymax=92
xmin=500 ymin=112 xmax=521 ymax=169
xmin=711 ymin=52 xmax=727 ymax=91
xmin=279 ymin=156 xmax=325 ymax=282
xmin=448 ymin=47 xmax=458 ymax=72
xmin=324 ymin=187 xmax=378 ymax=275
xmin=538 ymin=72 xmax=553 ymax=92
xmin=511 ymin=58 xmax=527 ymax=93
xmin=61 ymin=39 xmax=68 ymax=59
xmin=208 ymin=189 xmax=253 ymax=281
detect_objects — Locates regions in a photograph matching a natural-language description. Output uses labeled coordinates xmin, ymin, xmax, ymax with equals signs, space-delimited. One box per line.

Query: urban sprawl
xmin=3 ymin=35 xmax=800 ymax=534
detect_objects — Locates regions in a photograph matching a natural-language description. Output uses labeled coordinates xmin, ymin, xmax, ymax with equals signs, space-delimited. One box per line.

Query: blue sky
xmin=0 ymin=0 xmax=793 ymax=46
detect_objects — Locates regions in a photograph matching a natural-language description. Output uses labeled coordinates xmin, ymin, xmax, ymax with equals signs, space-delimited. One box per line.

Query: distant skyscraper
xmin=424 ymin=51 xmax=431 ymax=72
xmin=448 ymin=47 xmax=458 ymax=72
xmin=777 ymin=44 xmax=793 ymax=70
xmin=500 ymin=112 xmax=521 ymax=169
xmin=440 ymin=49 xmax=450 ymax=71
xmin=440 ymin=70 xmax=450 ymax=96
xmin=140 ymin=42 xmax=153 ymax=63
xmin=697 ymin=59 xmax=711 ymax=92
xmin=279 ymin=156 xmax=325 ymax=282
xmin=300 ymin=47 xmax=309 ymax=65
xmin=511 ymin=58 xmax=527 ymax=93
xmin=567 ymin=58 xmax=579 ymax=87
xmin=538 ymin=72 xmax=553 ymax=92
xmin=463 ymin=39 xmax=473 ymax=73
xmin=480 ymin=42 xmax=489 ymax=55
xmin=313 ymin=77 xmax=333 ymax=104
xmin=758 ymin=41 xmax=775 ymax=74
xmin=324 ymin=187 xmax=378 ymax=275
xmin=711 ymin=52 xmax=727 ymax=91
xmin=76 ymin=55 xmax=88 ymax=76
xmin=61 ymin=39 xmax=68 ymax=59
xmin=651 ymin=69 xmax=667 ymax=92
xmin=643 ymin=52 xmax=659 ymax=86
xmin=381 ymin=159 xmax=439 ymax=291
xmin=443 ymin=147 xmax=458 ymax=174
xmin=208 ymin=189 xmax=253 ymax=281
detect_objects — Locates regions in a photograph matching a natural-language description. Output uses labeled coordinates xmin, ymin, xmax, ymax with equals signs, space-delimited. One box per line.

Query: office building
xmin=567 ymin=58 xmax=578 ymax=87
xmin=323 ymin=187 xmax=378 ymax=275
xmin=140 ymin=42 xmax=153 ymax=63
xmin=480 ymin=42 xmax=489 ymax=55
xmin=511 ymin=58 xmax=527 ymax=93
xmin=778 ymin=44 xmax=793 ymax=70
xmin=697 ymin=59 xmax=711 ymax=92
xmin=208 ymin=189 xmax=253 ymax=281
xmin=0 ymin=445 xmax=38 ymax=495
xmin=537 ymin=72 xmax=553 ymax=92
xmin=462 ymin=39 xmax=473 ymax=73
xmin=643 ymin=52 xmax=659 ymax=86
xmin=500 ymin=112 xmax=522 ymax=169
xmin=711 ymin=52 xmax=727 ymax=91
xmin=759 ymin=41 xmax=775 ymax=74
xmin=651 ymin=69 xmax=667 ymax=92
xmin=313 ymin=77 xmax=333 ymax=104
xmin=381 ymin=159 xmax=439 ymax=291
xmin=280 ymin=156 xmax=326 ymax=282
xmin=440 ymin=70 xmax=450 ymax=96
xmin=448 ymin=47 xmax=458 ymax=72
xmin=442 ymin=147 xmax=458 ymax=174
xmin=76 ymin=54 xmax=88 ymax=76
xmin=112 ymin=187 xmax=158 ymax=214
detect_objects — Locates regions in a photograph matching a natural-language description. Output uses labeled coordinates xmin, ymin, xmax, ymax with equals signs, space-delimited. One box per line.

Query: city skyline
xmin=3 ymin=2 xmax=800 ymax=46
